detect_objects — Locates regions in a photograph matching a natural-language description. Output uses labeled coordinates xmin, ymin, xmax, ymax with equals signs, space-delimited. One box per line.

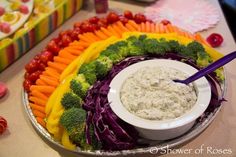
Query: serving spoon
xmin=174 ymin=51 xmax=236 ymax=84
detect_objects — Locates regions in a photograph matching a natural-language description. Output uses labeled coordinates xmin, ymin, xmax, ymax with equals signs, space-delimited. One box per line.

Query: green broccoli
xmin=70 ymin=74 xmax=90 ymax=98
xmin=59 ymin=108 xmax=90 ymax=150
xmin=78 ymin=62 xmax=97 ymax=85
xmin=126 ymin=36 xmax=145 ymax=56
xmin=196 ymin=50 xmax=212 ymax=67
xmin=61 ymin=92 xmax=83 ymax=109
xmin=94 ymin=56 xmax=113 ymax=79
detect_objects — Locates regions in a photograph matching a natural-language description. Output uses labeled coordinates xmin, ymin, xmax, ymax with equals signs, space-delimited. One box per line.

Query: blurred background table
xmin=0 ymin=0 xmax=236 ymax=157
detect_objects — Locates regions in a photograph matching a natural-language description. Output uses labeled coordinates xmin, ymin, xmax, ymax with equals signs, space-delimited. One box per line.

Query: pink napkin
xmin=145 ymin=0 xmax=220 ymax=33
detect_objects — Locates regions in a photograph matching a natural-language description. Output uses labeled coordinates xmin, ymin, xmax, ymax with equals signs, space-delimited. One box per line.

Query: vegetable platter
xmin=22 ymin=11 xmax=226 ymax=156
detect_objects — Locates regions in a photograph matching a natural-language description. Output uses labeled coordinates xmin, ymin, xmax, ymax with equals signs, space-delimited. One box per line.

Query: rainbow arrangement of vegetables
xmin=23 ymin=11 xmax=224 ymax=151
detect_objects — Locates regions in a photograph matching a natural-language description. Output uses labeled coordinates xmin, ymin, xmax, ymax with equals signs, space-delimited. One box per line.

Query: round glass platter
xmin=22 ymin=70 xmax=226 ymax=156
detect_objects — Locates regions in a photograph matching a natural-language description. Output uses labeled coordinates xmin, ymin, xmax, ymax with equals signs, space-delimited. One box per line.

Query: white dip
xmin=120 ymin=66 xmax=197 ymax=120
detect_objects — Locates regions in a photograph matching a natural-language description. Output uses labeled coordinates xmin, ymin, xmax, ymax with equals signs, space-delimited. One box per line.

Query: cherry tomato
xmin=80 ymin=23 xmax=95 ymax=33
xmin=0 ymin=82 xmax=7 ymax=99
xmin=206 ymin=33 xmax=224 ymax=48
xmin=61 ymin=34 xmax=72 ymax=47
xmin=47 ymin=40 xmax=60 ymax=55
xmin=25 ymin=59 xmax=39 ymax=73
xmin=70 ymin=29 xmax=81 ymax=40
xmin=134 ymin=13 xmax=146 ymax=24
xmin=124 ymin=10 xmax=133 ymax=19
xmin=40 ymin=50 xmax=54 ymax=64
xmin=74 ymin=22 xmax=81 ymax=29
xmin=107 ymin=12 xmax=119 ymax=24
xmin=161 ymin=19 xmax=171 ymax=25
xmin=28 ymin=71 xmax=42 ymax=82
xmin=89 ymin=16 xmax=99 ymax=24
xmin=119 ymin=16 xmax=129 ymax=24
xmin=38 ymin=62 xmax=46 ymax=71
xmin=23 ymin=79 xmax=32 ymax=92
xmin=24 ymin=72 xmax=30 ymax=79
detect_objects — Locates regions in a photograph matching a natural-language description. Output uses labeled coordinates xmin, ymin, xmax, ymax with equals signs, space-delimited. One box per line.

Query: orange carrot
xmin=78 ymin=34 xmax=95 ymax=43
xmin=140 ymin=22 xmax=145 ymax=32
xmin=145 ymin=22 xmax=151 ymax=32
xmin=128 ymin=20 xmax=139 ymax=30
xmin=107 ymin=25 xmax=121 ymax=37
xmin=94 ymin=30 xmax=109 ymax=40
xmin=29 ymin=96 xmax=47 ymax=106
xmin=150 ymin=23 xmax=155 ymax=32
xmin=101 ymin=27 xmax=113 ymax=37
xmin=125 ymin=23 xmax=136 ymax=32
xmin=36 ymin=117 xmax=46 ymax=128
xmin=30 ymin=85 xmax=55 ymax=94
xmin=166 ymin=24 xmax=174 ymax=33
xmin=86 ymin=32 xmax=102 ymax=41
xmin=59 ymin=50 xmax=77 ymax=60
xmin=36 ymin=79 xmax=48 ymax=86
xmin=33 ymin=110 xmax=46 ymax=118
xmin=64 ymin=48 xmax=82 ymax=56
xmin=40 ymin=75 xmax=59 ymax=87
xmin=29 ymin=103 xmax=45 ymax=113
xmin=45 ymin=67 xmax=60 ymax=78
xmin=159 ymin=24 xmax=165 ymax=33
xmin=116 ymin=21 xmax=130 ymax=32
xmin=155 ymin=23 xmax=160 ymax=33
xmin=75 ymin=41 xmax=90 ymax=47
xmin=31 ymin=90 xmax=48 ymax=100
xmin=48 ymin=62 xmax=67 ymax=72
xmin=53 ymin=56 xmax=72 ymax=65
xmin=111 ymin=24 xmax=123 ymax=36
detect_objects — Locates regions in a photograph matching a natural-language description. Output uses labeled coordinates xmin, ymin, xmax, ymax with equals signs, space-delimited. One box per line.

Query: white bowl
xmin=108 ymin=59 xmax=211 ymax=140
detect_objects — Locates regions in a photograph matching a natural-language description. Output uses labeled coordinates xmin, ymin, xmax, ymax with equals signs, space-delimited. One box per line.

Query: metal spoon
xmin=174 ymin=51 xmax=236 ymax=84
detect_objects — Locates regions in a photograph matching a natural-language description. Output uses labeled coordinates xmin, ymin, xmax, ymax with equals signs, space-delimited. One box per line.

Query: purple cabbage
xmin=83 ymin=53 xmax=224 ymax=150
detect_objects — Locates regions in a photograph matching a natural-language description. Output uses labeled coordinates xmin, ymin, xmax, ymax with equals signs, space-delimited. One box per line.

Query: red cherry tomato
xmin=28 ymin=71 xmax=42 ymax=82
xmin=47 ymin=40 xmax=60 ymax=55
xmin=107 ymin=12 xmax=119 ymax=24
xmin=40 ymin=50 xmax=54 ymax=64
xmin=24 ymin=72 xmax=30 ymax=79
xmin=124 ymin=10 xmax=133 ymax=19
xmin=70 ymin=29 xmax=81 ymax=40
xmin=134 ymin=13 xmax=146 ymax=24
xmin=161 ymin=19 xmax=171 ymax=25
xmin=80 ymin=23 xmax=95 ymax=33
xmin=61 ymin=34 xmax=72 ymax=47
xmin=89 ymin=16 xmax=99 ymax=24
xmin=25 ymin=59 xmax=39 ymax=73
xmin=119 ymin=16 xmax=129 ymax=25
xmin=19 ymin=5 xmax=29 ymax=14
xmin=23 ymin=79 xmax=32 ymax=92
xmin=74 ymin=22 xmax=81 ymax=29
xmin=206 ymin=33 xmax=224 ymax=48
xmin=0 ymin=116 xmax=7 ymax=134
xmin=38 ymin=62 xmax=46 ymax=71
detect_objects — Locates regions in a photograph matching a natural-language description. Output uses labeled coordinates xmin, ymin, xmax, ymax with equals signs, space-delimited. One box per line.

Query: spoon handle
xmin=183 ymin=51 xmax=236 ymax=84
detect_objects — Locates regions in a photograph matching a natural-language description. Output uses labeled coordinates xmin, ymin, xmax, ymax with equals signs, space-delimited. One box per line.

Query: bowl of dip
xmin=108 ymin=59 xmax=211 ymax=140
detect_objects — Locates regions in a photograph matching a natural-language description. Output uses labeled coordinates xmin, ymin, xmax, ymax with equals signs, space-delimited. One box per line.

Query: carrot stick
xmin=140 ymin=22 xmax=145 ymax=32
xmin=59 ymin=50 xmax=77 ymax=60
xmin=155 ymin=23 xmax=160 ymax=33
xmin=36 ymin=117 xmax=46 ymax=128
xmin=107 ymin=26 xmax=121 ymax=37
xmin=45 ymin=67 xmax=60 ymax=77
xmin=94 ymin=30 xmax=109 ymax=40
xmin=78 ymin=34 xmax=95 ymax=43
xmin=53 ymin=56 xmax=72 ymax=65
xmin=69 ymin=41 xmax=85 ymax=48
xmin=111 ymin=24 xmax=123 ymax=36
xmin=86 ymin=32 xmax=101 ymax=41
xmin=128 ymin=20 xmax=139 ymax=30
xmin=125 ymin=23 xmax=136 ymax=31
xmin=36 ymin=79 xmax=48 ymax=86
xmin=64 ymin=48 xmax=82 ymax=56
xmin=159 ymin=24 xmax=165 ymax=33
xmin=30 ymin=85 xmax=55 ymax=94
xmin=48 ymin=62 xmax=67 ymax=72
xmin=145 ymin=22 xmax=151 ymax=32
xmin=40 ymin=75 xmax=59 ymax=87
xmin=101 ymin=27 xmax=113 ymax=37
xmin=150 ymin=23 xmax=155 ymax=32
xmin=116 ymin=21 xmax=130 ymax=32
xmin=166 ymin=24 xmax=174 ymax=33
xmin=29 ymin=96 xmax=47 ymax=106
xmin=31 ymin=90 xmax=48 ymax=100
xmin=29 ymin=103 xmax=45 ymax=113
xmin=33 ymin=110 xmax=46 ymax=118
xmin=75 ymin=41 xmax=90 ymax=47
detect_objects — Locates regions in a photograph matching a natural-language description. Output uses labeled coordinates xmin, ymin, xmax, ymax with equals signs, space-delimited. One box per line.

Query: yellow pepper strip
xmin=61 ymin=129 xmax=76 ymax=150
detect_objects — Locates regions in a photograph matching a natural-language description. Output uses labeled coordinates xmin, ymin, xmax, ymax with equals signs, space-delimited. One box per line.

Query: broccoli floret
xmin=83 ymin=72 xmax=97 ymax=85
xmin=196 ymin=50 xmax=212 ymax=67
xmin=167 ymin=40 xmax=182 ymax=52
xmin=61 ymin=92 xmax=83 ymax=109
xmin=179 ymin=41 xmax=206 ymax=60
xmin=60 ymin=108 xmax=93 ymax=150
xmin=126 ymin=36 xmax=145 ymax=56
xmin=79 ymin=61 xmax=96 ymax=74
xmin=70 ymin=74 xmax=90 ymax=98
xmin=94 ymin=56 xmax=113 ymax=79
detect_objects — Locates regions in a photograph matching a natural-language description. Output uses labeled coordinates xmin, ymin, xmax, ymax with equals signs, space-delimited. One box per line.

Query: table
xmin=0 ymin=0 xmax=236 ymax=157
